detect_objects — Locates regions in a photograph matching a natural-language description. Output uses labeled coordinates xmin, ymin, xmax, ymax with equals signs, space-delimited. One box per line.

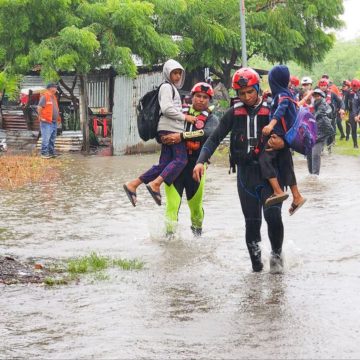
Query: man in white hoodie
xmin=124 ymin=59 xmax=196 ymax=206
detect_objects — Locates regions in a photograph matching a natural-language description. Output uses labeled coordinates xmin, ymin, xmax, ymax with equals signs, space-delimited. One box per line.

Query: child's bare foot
xmin=147 ymin=181 xmax=160 ymax=194
xmin=125 ymin=181 xmax=137 ymax=193
xmin=146 ymin=182 xmax=162 ymax=206
xmin=292 ymin=195 xmax=305 ymax=206
xmin=289 ymin=197 xmax=307 ymax=216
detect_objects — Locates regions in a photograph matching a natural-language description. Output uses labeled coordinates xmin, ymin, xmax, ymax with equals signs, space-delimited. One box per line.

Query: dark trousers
xmin=140 ymin=132 xmax=188 ymax=185
xmin=237 ymin=162 xmax=284 ymax=267
xmin=327 ymin=116 xmax=337 ymax=145
xmin=346 ymin=117 xmax=358 ymax=147
xmin=336 ymin=114 xmax=345 ymax=138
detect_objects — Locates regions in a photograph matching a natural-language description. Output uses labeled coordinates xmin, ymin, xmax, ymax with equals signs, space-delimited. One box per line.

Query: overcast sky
xmin=338 ymin=0 xmax=360 ymax=40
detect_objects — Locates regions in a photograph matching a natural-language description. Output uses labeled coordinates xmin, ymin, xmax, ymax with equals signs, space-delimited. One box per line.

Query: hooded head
xmin=162 ymin=59 xmax=185 ymax=89
xmin=268 ymin=65 xmax=292 ymax=98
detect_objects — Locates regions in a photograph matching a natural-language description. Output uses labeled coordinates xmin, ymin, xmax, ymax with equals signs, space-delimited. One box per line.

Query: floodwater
xmin=1 ymin=151 xmax=360 ymax=359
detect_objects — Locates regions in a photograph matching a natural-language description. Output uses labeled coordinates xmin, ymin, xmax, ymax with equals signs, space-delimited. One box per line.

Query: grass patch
xmin=112 ymin=258 xmax=144 ymax=270
xmin=67 ymin=252 xmax=144 ymax=275
xmin=67 ymin=252 xmax=108 ymax=274
xmin=44 ymin=277 xmax=69 ymax=286
xmin=333 ymin=137 xmax=360 ymax=156
xmin=0 ymin=154 xmax=62 ymax=190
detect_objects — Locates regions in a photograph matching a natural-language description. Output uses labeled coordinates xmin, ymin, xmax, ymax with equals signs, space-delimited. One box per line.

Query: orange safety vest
xmin=40 ymin=91 xmax=60 ymax=124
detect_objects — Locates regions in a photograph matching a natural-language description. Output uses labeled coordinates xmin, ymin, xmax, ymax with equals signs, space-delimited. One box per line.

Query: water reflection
xmin=1 ymin=153 xmax=360 ymax=359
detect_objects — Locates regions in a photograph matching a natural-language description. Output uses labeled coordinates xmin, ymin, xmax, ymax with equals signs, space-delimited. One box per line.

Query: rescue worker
xmin=193 ymin=68 xmax=289 ymax=273
xmin=317 ymin=78 xmax=345 ymax=146
xmin=289 ymin=75 xmax=300 ymax=99
xmin=160 ymin=82 xmax=219 ymax=236
xmin=299 ymin=76 xmax=313 ymax=102
xmin=37 ymin=83 xmax=61 ymax=158
xmin=348 ymin=79 xmax=360 ymax=148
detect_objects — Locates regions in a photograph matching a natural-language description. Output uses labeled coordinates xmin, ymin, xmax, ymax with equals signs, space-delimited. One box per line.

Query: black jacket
xmin=314 ymin=99 xmax=335 ymax=141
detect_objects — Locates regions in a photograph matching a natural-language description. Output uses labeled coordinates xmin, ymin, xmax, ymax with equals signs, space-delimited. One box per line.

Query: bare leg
xmin=290 ymin=184 xmax=305 ymax=205
xmin=148 ymin=176 xmax=164 ymax=193
xmin=268 ymin=177 xmax=286 ymax=196
xmin=125 ymin=178 xmax=143 ymax=193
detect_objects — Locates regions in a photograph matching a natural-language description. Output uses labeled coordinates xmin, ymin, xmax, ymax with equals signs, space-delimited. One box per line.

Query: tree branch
xmin=256 ymin=0 xmax=287 ymax=12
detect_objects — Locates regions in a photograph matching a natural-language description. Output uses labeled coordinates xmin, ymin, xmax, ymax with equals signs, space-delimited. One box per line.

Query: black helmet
xmin=313 ymin=89 xmax=325 ymax=98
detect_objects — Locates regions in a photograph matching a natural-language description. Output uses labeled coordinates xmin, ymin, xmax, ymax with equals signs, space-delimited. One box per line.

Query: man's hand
xmin=161 ymin=133 xmax=181 ymax=145
xmin=193 ymin=163 xmax=205 ymax=182
xmin=339 ymin=109 xmax=345 ymax=119
xmin=266 ymin=134 xmax=285 ymax=152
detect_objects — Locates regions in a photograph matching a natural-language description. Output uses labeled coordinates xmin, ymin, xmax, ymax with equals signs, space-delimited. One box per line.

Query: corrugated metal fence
xmin=112 ymin=71 xmax=163 ymax=155
xmin=21 ymin=74 xmax=110 ymax=109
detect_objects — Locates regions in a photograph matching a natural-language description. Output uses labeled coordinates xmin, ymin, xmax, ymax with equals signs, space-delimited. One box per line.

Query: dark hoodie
xmin=313 ymin=98 xmax=335 ymax=141
xmin=268 ymin=65 xmax=297 ymax=136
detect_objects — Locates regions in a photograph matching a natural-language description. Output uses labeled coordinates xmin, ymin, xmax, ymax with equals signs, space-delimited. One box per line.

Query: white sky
xmin=337 ymin=0 xmax=360 ymax=40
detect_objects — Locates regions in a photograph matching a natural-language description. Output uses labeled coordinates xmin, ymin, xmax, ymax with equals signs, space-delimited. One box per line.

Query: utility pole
xmin=239 ymin=0 xmax=247 ymax=67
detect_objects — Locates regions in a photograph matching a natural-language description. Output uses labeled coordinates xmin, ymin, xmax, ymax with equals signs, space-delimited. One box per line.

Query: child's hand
xmin=262 ymin=124 xmax=273 ymax=136
xmin=185 ymin=115 xmax=197 ymax=124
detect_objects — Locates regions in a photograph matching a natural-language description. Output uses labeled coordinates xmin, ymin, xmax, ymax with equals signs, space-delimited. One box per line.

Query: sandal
xmin=265 ymin=193 xmax=289 ymax=207
xmin=146 ymin=184 xmax=162 ymax=206
xmin=289 ymin=198 xmax=307 ymax=216
xmin=123 ymin=184 xmax=137 ymax=207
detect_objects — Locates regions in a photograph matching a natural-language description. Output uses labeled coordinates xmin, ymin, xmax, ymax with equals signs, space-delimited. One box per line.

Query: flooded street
xmin=1 ymin=152 xmax=360 ymax=359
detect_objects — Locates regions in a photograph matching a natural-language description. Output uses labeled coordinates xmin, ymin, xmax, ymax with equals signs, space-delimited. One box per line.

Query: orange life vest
xmin=40 ymin=91 xmax=60 ymax=124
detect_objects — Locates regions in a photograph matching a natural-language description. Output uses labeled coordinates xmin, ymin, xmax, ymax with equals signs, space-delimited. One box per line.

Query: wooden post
xmin=79 ymin=74 xmax=90 ymax=153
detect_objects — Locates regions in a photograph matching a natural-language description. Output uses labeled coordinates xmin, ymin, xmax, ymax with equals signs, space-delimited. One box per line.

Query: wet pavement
xmin=1 ymin=152 xmax=360 ymax=359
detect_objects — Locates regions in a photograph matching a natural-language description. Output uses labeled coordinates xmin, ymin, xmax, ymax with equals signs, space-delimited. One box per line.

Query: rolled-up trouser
xmin=140 ymin=131 xmax=188 ymax=186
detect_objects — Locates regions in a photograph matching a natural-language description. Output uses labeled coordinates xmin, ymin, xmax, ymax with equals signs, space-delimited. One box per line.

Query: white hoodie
xmin=157 ymin=59 xmax=186 ymax=133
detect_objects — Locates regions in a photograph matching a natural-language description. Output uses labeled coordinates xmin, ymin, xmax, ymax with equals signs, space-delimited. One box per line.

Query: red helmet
xmin=290 ymin=75 xmax=300 ymax=87
xmin=351 ymin=79 xmax=360 ymax=89
xmin=318 ymin=78 xmax=329 ymax=87
xmin=232 ymin=68 xmax=260 ymax=90
xmin=190 ymin=82 xmax=214 ymax=98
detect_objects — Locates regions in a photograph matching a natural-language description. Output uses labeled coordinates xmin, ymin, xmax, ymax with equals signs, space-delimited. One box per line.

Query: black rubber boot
xmin=191 ymin=226 xmax=202 ymax=237
xmin=269 ymin=252 xmax=284 ymax=274
xmin=247 ymin=241 xmax=263 ymax=272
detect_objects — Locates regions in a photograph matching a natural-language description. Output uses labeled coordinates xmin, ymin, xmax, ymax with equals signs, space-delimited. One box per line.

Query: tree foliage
xmin=0 ymin=0 xmax=178 ymax=83
xmin=249 ymin=38 xmax=360 ymax=87
xmin=150 ymin=0 xmax=344 ymax=86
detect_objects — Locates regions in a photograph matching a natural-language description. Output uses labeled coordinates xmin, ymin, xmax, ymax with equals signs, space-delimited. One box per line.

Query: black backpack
xmin=136 ymin=82 xmax=175 ymax=141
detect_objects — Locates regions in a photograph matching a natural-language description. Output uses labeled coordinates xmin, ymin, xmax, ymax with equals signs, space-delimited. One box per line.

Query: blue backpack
xmin=279 ymin=97 xmax=317 ymax=155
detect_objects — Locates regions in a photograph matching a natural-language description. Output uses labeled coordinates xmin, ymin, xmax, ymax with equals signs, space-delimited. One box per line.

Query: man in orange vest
xmin=37 ymin=83 xmax=61 ymax=158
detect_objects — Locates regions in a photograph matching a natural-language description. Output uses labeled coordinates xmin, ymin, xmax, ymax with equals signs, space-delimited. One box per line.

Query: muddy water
xmin=1 ymin=153 xmax=360 ymax=359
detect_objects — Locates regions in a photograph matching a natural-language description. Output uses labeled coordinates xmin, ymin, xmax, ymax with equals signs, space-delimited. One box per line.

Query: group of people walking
xmin=123 ymin=59 xmax=357 ymax=274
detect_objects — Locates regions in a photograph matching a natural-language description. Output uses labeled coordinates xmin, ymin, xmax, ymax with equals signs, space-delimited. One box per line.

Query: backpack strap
xmin=278 ymin=95 xmax=298 ymax=132
xmin=278 ymin=95 xmax=299 ymax=108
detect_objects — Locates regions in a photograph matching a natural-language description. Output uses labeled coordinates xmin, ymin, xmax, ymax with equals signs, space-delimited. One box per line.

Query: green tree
xmin=249 ymin=38 xmax=360 ymax=87
xmin=0 ymin=0 xmax=178 ymax=151
xmin=151 ymin=0 xmax=344 ymax=87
